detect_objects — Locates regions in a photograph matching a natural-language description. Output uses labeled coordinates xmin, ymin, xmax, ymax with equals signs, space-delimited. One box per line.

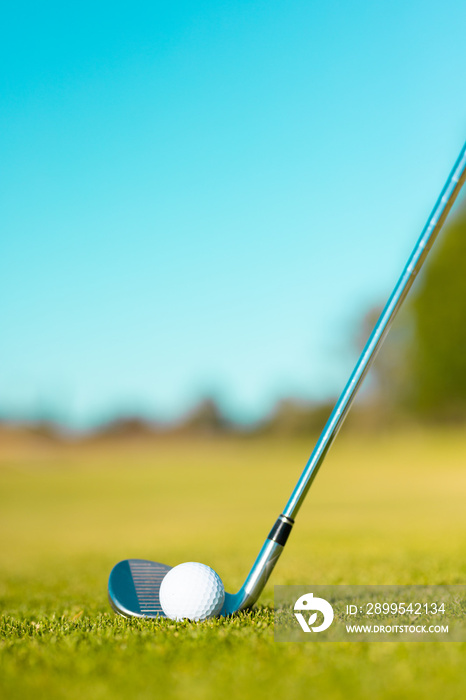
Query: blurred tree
xmin=360 ymin=201 xmax=466 ymax=422
xmin=259 ymin=398 xmax=335 ymax=436
xmin=407 ymin=203 xmax=466 ymax=420
xmin=356 ymin=304 xmax=412 ymax=412
xmin=178 ymin=398 xmax=231 ymax=435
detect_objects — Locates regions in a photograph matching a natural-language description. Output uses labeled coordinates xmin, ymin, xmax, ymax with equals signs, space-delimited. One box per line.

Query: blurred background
xmin=1 ymin=1 xmax=466 ymax=438
xmin=1 ymin=7 xmax=466 ymax=697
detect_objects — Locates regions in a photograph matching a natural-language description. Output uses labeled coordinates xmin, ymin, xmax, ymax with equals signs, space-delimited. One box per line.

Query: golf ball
xmin=159 ymin=562 xmax=225 ymax=621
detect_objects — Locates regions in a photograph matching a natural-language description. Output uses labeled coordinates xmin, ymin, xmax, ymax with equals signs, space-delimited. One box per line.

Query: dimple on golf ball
xmin=159 ymin=562 xmax=225 ymax=621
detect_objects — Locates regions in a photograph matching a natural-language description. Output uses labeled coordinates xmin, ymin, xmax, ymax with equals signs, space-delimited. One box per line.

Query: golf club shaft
xmin=235 ymin=142 xmax=466 ymax=610
xmin=282 ymin=141 xmax=466 ymax=521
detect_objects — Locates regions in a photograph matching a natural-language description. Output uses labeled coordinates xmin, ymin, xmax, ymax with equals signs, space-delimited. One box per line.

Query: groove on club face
xmin=108 ymin=559 xmax=172 ymax=618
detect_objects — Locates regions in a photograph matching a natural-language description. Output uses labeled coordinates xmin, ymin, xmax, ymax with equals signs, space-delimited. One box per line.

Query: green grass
xmin=1 ymin=428 xmax=466 ymax=699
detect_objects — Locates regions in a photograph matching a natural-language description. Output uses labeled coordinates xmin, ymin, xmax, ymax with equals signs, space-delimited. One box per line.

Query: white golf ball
xmin=159 ymin=562 xmax=225 ymax=621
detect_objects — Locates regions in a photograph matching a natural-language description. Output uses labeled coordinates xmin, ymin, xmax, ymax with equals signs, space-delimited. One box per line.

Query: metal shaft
xmin=230 ymin=141 xmax=466 ymax=612
xmin=282 ymin=142 xmax=466 ymax=520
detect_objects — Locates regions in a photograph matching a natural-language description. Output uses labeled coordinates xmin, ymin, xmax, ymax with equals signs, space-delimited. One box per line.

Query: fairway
xmin=1 ymin=428 xmax=465 ymax=699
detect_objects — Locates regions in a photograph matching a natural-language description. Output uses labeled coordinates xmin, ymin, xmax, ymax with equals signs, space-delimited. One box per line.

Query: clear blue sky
xmin=1 ymin=1 xmax=465 ymax=428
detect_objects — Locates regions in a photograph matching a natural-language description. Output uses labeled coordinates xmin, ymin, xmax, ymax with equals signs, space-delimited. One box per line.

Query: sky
xmin=1 ymin=1 xmax=466 ymax=428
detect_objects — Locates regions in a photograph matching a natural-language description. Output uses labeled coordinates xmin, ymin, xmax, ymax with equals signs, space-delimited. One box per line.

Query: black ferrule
xmin=267 ymin=515 xmax=294 ymax=546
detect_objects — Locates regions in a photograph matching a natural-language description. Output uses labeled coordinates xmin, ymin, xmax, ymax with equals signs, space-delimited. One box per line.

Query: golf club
xmin=108 ymin=141 xmax=466 ymax=619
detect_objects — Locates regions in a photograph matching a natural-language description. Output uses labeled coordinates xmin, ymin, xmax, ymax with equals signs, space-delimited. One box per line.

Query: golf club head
xmin=108 ymin=559 xmax=172 ymax=618
xmin=108 ymin=536 xmax=285 ymax=619
xmin=108 ymin=558 xmax=242 ymax=618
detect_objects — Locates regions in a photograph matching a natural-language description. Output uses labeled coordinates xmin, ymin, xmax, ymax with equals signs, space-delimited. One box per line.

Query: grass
xmin=1 ymin=427 xmax=466 ymax=699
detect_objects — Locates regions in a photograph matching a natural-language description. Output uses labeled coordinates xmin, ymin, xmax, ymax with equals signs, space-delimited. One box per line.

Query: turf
xmin=1 ymin=428 xmax=465 ymax=699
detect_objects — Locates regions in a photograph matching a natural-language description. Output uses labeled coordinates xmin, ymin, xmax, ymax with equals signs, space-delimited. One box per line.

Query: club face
xmin=108 ymin=559 xmax=172 ymax=618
